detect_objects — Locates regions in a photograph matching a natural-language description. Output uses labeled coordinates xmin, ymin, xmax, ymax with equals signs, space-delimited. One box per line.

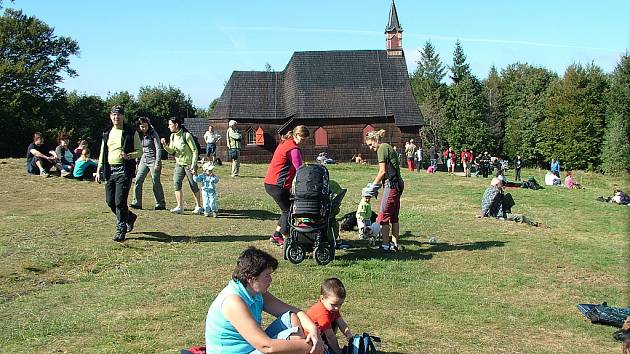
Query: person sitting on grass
xmin=597 ymin=189 xmax=630 ymax=205
xmin=26 ymin=132 xmax=56 ymax=177
xmin=478 ymin=177 xmax=542 ymax=227
xmin=306 ymin=278 xmax=353 ymax=354
xmin=53 ymin=134 xmax=75 ymax=177
xmin=205 ymin=247 xmax=325 ymax=354
xmin=564 ymin=171 xmax=581 ymax=189
xmin=73 ymin=147 xmax=98 ymax=181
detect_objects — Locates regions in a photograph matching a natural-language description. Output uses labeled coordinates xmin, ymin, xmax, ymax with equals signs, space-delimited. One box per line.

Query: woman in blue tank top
xmin=205 ymin=247 xmax=324 ymax=354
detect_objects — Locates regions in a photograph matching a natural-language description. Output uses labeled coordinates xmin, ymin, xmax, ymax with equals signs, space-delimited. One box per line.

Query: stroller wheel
xmin=286 ymin=242 xmax=305 ymax=264
xmin=314 ymin=245 xmax=334 ymax=265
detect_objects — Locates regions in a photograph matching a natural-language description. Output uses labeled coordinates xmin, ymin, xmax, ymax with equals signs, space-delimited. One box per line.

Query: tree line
xmin=410 ymin=40 xmax=629 ymax=173
xmin=0 ymin=9 xmax=212 ymax=157
xmin=1 ymin=8 xmax=628 ymax=173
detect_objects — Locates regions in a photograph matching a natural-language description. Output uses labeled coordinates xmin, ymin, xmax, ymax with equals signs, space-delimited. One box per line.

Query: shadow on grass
xmin=219 ymin=208 xmax=279 ymax=220
xmin=130 ymin=232 xmax=268 ymax=243
xmin=336 ymin=239 xmax=507 ymax=261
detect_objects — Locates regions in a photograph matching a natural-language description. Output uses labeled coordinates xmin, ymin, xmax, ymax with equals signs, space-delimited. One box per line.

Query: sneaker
xmin=212 ymin=212 xmax=218 ymax=218
xmin=40 ymin=171 xmax=51 ymax=178
xmin=390 ymin=243 xmax=399 ymax=252
xmin=204 ymin=212 xmax=210 ymax=217
xmin=170 ymin=206 xmax=183 ymax=214
xmin=336 ymin=241 xmax=351 ymax=249
xmin=379 ymin=245 xmax=390 ymax=253
xmin=130 ymin=204 xmax=142 ymax=210
xmin=126 ymin=213 xmax=137 ymax=233
xmin=269 ymin=232 xmax=284 ymax=245
xmin=60 ymin=170 xmax=70 ymax=177
xmin=193 ymin=206 xmax=204 ymax=215
xmin=154 ymin=205 xmax=166 ymax=211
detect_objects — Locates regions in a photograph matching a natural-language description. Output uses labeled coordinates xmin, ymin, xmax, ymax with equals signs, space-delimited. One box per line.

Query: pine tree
xmin=483 ymin=66 xmax=505 ymax=152
xmin=445 ymin=75 xmax=491 ymax=152
xmin=449 ymin=40 xmax=471 ymax=84
xmin=410 ymin=41 xmax=448 ymax=148
xmin=601 ymin=54 xmax=630 ymax=174
xmin=501 ymin=63 xmax=557 ymax=165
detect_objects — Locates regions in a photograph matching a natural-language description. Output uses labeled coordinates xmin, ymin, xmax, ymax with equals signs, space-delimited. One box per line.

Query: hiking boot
xmin=113 ymin=229 xmax=126 ymax=242
xmin=130 ymin=204 xmax=141 ymax=210
xmin=126 ymin=213 xmax=137 ymax=233
xmin=390 ymin=244 xmax=400 ymax=252
xmin=170 ymin=206 xmax=183 ymax=214
xmin=154 ymin=205 xmax=166 ymax=211
xmin=193 ymin=206 xmax=204 ymax=215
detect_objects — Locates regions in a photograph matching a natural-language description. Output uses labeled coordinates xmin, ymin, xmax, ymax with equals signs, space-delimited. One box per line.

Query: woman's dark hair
xmin=169 ymin=117 xmax=183 ymax=129
xmin=137 ymin=116 xmax=152 ymax=127
xmin=232 ymin=247 xmax=278 ymax=285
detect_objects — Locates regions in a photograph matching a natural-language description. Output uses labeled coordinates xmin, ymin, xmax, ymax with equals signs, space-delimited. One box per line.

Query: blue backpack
xmin=343 ymin=333 xmax=380 ymax=354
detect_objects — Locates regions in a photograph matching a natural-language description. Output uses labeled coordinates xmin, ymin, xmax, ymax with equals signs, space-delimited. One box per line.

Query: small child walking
xmin=306 ymin=278 xmax=353 ymax=354
xmin=356 ymin=186 xmax=380 ymax=241
xmin=195 ymin=162 xmax=219 ymax=217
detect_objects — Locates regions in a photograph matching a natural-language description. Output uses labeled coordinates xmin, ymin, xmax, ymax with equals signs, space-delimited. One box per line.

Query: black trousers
xmin=265 ymin=183 xmax=291 ymax=235
xmin=105 ymin=166 xmax=134 ymax=232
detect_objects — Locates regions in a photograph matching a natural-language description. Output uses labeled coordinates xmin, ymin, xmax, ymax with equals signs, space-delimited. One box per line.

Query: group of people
xmin=26 ymin=132 xmax=96 ymax=180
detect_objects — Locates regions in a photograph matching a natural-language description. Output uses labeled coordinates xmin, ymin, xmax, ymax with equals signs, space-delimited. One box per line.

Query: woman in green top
xmin=160 ymin=117 xmax=203 ymax=214
xmin=365 ymin=129 xmax=404 ymax=252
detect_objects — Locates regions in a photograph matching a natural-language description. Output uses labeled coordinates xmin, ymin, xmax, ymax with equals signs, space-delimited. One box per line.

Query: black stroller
xmin=284 ymin=164 xmax=344 ymax=265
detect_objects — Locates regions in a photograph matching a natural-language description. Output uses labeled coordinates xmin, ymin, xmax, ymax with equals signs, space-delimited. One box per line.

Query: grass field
xmin=0 ymin=158 xmax=628 ymax=353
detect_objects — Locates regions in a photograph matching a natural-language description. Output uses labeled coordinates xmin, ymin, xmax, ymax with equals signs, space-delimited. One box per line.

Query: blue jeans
xmin=250 ymin=311 xmax=299 ymax=354
xmin=203 ymin=189 xmax=217 ymax=213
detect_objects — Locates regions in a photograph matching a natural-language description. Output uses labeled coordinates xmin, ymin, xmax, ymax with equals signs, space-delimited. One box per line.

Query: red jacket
xmin=264 ymin=139 xmax=300 ymax=189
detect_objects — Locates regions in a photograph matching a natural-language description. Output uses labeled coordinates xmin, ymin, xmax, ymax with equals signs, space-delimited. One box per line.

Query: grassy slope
xmin=0 ymin=158 xmax=628 ymax=353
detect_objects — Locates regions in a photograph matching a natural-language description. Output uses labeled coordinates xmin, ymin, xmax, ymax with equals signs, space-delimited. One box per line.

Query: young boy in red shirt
xmin=306 ymin=278 xmax=353 ymax=354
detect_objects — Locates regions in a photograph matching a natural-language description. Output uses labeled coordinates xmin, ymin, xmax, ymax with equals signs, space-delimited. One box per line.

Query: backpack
xmin=293 ymin=164 xmax=329 ymax=200
xmin=343 ymin=333 xmax=380 ymax=354
xmin=180 ymin=126 xmax=202 ymax=154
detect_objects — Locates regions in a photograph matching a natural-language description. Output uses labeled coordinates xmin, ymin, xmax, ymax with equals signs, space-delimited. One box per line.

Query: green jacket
xmin=163 ymin=129 xmax=198 ymax=166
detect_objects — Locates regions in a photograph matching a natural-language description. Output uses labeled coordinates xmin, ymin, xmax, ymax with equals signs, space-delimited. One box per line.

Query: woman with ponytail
xmin=264 ymin=126 xmax=310 ymax=245
xmin=364 ymin=129 xmax=404 ymax=252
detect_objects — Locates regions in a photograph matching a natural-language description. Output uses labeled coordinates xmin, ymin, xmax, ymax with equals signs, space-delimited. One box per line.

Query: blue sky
xmin=11 ymin=0 xmax=630 ymax=109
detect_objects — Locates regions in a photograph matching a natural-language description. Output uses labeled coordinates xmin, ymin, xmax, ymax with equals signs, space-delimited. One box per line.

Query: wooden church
xmin=202 ymin=0 xmax=423 ymax=163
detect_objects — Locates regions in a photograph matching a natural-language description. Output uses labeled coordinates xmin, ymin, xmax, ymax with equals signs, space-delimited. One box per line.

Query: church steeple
xmin=385 ymin=0 xmax=403 ymax=56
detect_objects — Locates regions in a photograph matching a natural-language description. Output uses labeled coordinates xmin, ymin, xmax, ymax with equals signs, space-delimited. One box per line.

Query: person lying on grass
xmin=478 ymin=177 xmax=543 ymax=227
xmin=205 ymin=247 xmax=325 ymax=354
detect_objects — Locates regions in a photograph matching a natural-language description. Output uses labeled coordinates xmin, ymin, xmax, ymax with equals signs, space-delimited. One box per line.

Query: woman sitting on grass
xmin=205 ymin=247 xmax=324 ymax=354
xmin=73 ymin=147 xmax=98 ymax=181
xmin=563 ymin=171 xmax=581 ymax=189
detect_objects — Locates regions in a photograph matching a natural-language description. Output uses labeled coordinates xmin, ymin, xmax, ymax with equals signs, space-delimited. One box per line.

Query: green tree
xmin=483 ymin=66 xmax=506 ymax=152
xmin=449 ymin=40 xmax=470 ymax=84
xmin=539 ymin=63 xmax=609 ymax=170
xmin=601 ymin=54 xmax=630 ymax=174
xmin=0 ymin=8 xmax=79 ymax=156
xmin=501 ymin=63 xmax=557 ymax=165
xmin=136 ymin=85 xmax=194 ymax=136
xmin=410 ymin=41 xmax=448 ymax=148
xmin=445 ymin=75 xmax=491 ymax=152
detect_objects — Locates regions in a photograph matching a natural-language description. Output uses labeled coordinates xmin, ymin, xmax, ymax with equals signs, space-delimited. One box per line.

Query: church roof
xmin=384 ymin=0 xmax=403 ymax=33
xmin=210 ymin=50 xmax=422 ymax=127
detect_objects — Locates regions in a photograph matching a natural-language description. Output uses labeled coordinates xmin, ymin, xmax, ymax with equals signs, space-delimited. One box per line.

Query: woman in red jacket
xmin=264 ymin=126 xmax=310 ymax=245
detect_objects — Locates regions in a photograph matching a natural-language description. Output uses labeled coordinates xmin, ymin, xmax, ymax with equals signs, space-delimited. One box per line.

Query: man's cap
xmin=110 ymin=105 xmax=124 ymax=114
